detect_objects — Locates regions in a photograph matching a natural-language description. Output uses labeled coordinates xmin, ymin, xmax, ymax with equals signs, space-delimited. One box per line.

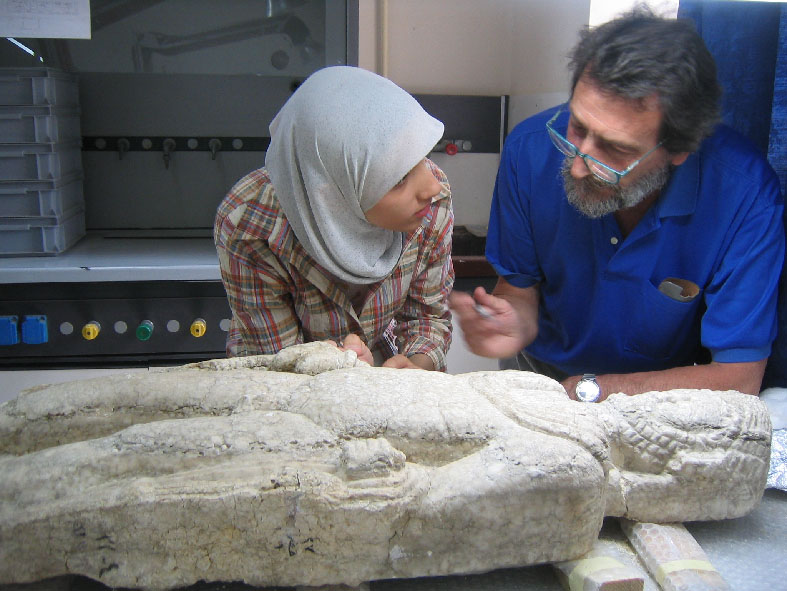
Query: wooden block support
xmin=553 ymin=541 xmax=645 ymax=591
xmin=620 ymin=520 xmax=730 ymax=591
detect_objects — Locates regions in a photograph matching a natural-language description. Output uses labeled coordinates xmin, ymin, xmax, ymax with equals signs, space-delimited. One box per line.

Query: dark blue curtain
xmin=771 ymin=8 xmax=787 ymax=192
xmin=679 ymin=1 xmax=787 ymax=388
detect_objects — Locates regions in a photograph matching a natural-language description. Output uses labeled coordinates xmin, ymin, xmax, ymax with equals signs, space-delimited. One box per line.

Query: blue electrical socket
xmin=21 ymin=315 xmax=48 ymax=345
xmin=0 ymin=316 xmax=19 ymax=346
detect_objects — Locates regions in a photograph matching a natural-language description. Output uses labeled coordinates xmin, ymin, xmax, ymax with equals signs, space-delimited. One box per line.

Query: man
xmin=450 ymin=9 xmax=784 ymax=400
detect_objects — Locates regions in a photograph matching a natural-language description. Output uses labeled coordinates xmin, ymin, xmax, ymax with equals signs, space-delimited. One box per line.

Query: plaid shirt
xmin=214 ymin=159 xmax=454 ymax=370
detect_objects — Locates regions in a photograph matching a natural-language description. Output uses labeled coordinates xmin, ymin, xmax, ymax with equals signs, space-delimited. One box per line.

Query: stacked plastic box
xmin=0 ymin=67 xmax=85 ymax=256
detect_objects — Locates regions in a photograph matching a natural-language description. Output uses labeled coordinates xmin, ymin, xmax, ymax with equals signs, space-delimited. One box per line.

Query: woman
xmin=214 ymin=66 xmax=453 ymax=370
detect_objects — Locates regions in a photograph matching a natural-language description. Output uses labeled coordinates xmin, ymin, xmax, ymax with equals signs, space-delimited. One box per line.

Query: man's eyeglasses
xmin=545 ymin=106 xmax=663 ymax=185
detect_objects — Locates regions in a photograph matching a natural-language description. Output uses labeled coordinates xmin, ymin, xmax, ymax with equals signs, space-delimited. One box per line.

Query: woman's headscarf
xmin=265 ymin=66 xmax=444 ymax=284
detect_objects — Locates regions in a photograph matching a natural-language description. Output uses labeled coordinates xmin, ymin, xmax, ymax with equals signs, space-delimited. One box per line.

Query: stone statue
xmin=0 ymin=343 xmax=771 ymax=590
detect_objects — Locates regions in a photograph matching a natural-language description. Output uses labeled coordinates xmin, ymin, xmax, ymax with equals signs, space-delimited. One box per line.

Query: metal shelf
xmin=0 ymin=231 xmax=221 ymax=283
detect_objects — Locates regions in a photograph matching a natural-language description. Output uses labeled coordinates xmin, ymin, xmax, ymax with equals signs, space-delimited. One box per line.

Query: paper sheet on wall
xmin=0 ymin=0 xmax=91 ymax=39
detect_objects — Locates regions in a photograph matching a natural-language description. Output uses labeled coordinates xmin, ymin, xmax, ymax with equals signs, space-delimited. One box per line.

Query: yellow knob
xmin=190 ymin=318 xmax=207 ymax=337
xmin=82 ymin=321 xmax=101 ymax=340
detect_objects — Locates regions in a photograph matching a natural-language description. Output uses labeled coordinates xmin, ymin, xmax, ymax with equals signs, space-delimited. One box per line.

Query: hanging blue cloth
xmin=770 ymin=9 xmax=787 ymax=198
xmin=679 ymin=1 xmax=786 ymax=388
xmin=678 ymin=1 xmax=783 ymax=167
xmin=770 ymin=9 xmax=787 ymax=389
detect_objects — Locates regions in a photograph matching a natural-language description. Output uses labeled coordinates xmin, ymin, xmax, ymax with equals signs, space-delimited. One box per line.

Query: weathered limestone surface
xmin=0 ymin=342 xmax=772 ymax=590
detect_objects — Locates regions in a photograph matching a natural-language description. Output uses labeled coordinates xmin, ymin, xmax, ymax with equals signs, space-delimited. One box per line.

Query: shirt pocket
xmin=622 ymin=279 xmax=703 ymax=362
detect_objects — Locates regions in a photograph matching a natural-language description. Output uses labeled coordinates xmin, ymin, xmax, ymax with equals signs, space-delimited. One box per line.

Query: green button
xmin=136 ymin=320 xmax=154 ymax=341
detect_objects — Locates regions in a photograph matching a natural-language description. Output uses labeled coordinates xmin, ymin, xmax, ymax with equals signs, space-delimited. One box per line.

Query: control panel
xmin=0 ymin=281 xmax=232 ymax=367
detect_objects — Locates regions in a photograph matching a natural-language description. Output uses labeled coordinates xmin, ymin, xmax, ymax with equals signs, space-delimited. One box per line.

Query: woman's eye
xmin=395 ymin=175 xmax=407 ymax=187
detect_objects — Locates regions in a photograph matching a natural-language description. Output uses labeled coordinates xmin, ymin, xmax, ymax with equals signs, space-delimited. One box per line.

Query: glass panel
xmin=2 ymin=0 xmax=349 ymax=76
xmin=0 ymin=0 xmax=354 ymax=232
xmin=67 ymin=0 xmax=331 ymax=76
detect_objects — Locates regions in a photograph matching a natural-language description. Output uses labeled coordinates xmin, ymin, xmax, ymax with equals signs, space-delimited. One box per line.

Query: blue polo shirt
xmin=487 ymin=107 xmax=784 ymax=376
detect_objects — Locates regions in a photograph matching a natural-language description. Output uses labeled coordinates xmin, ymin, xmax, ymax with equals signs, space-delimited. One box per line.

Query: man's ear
xmin=670 ymin=152 xmax=690 ymax=166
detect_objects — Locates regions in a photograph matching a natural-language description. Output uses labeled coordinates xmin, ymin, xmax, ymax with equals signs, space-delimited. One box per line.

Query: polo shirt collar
xmin=654 ymin=152 xmax=700 ymax=218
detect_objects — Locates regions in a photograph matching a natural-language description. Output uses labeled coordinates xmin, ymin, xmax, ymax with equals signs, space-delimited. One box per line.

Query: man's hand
xmin=449 ymin=281 xmax=538 ymax=358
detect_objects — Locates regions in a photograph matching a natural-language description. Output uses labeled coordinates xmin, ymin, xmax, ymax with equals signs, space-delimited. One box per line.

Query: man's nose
xmin=570 ymin=153 xmax=591 ymax=178
xmin=570 ymin=138 xmax=597 ymax=179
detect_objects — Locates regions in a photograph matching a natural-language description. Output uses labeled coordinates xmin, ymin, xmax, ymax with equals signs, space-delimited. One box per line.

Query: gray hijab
xmin=265 ymin=66 xmax=444 ymax=284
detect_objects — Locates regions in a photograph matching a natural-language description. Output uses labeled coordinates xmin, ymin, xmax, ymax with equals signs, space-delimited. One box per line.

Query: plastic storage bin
xmin=0 ymin=175 xmax=84 ymax=219
xmin=0 ymin=68 xmax=85 ymax=256
xmin=0 ymin=68 xmax=79 ymax=107
xmin=0 ymin=202 xmax=84 ymax=226
xmin=0 ymin=142 xmax=82 ymax=181
xmin=0 ymin=208 xmax=85 ymax=256
xmin=0 ymin=105 xmax=81 ymax=143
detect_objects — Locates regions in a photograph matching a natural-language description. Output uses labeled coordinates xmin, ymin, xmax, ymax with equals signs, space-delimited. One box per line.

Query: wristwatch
xmin=575 ymin=373 xmax=601 ymax=403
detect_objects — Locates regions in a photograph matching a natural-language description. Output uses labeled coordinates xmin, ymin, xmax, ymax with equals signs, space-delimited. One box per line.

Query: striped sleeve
xmin=214 ymin=170 xmax=303 ymax=356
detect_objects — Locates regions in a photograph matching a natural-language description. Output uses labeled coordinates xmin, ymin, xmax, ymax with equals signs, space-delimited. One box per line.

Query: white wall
xmin=358 ymin=0 xmax=589 ymax=125
xmin=589 ymin=0 xmax=678 ymax=26
xmin=358 ymin=0 xmax=682 ymax=122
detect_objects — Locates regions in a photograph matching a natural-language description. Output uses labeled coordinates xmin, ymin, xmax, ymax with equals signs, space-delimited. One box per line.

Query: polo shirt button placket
xmin=610 ymin=236 xmax=619 ymax=246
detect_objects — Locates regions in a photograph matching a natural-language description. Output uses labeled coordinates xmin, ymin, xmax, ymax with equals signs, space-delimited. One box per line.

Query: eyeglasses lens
xmin=548 ymin=126 xmax=619 ymax=184
xmin=548 ymin=129 xmax=575 ymax=157
xmin=586 ymin=161 xmax=617 ymax=183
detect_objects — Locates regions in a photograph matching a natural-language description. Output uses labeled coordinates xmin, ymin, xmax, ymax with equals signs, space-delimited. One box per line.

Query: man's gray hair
xmin=568 ymin=7 xmax=722 ymax=154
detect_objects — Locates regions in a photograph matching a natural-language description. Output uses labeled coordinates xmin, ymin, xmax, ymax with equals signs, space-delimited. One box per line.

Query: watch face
xmin=576 ymin=379 xmax=600 ymax=403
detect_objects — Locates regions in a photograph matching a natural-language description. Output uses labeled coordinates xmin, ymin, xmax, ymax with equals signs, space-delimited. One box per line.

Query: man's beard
xmin=561 ymin=159 xmax=671 ymax=218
